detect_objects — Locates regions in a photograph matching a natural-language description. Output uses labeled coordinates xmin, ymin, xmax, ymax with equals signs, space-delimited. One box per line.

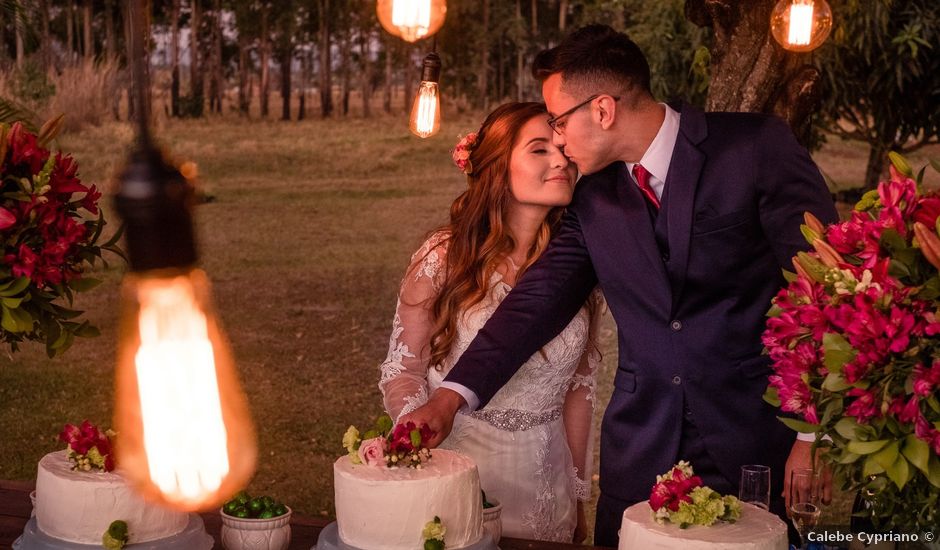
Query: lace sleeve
xmin=379 ymin=233 xmax=448 ymax=423
xmin=563 ymin=288 xmax=606 ymax=501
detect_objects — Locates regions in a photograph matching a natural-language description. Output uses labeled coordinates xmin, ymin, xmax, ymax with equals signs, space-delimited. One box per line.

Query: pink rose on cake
xmin=358 ymin=437 xmax=387 ymax=466
xmin=59 ymin=420 xmax=116 ymax=472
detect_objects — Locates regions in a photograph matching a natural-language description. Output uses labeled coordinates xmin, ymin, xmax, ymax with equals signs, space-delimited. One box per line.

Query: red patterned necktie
xmin=632 ymin=163 xmax=660 ymax=209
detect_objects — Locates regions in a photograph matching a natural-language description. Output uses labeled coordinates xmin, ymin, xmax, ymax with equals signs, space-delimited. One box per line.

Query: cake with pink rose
xmin=618 ymin=461 xmax=789 ymax=550
xmin=316 ymin=416 xmax=498 ymax=550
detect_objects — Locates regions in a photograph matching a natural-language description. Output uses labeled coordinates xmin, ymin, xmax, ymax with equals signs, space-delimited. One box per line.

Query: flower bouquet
xmin=763 ymin=154 xmax=940 ymax=531
xmin=60 ymin=420 xmax=116 ymax=472
xmin=0 ymin=118 xmax=122 ymax=356
xmin=342 ymin=414 xmax=436 ymax=468
xmin=649 ymin=461 xmax=741 ymax=528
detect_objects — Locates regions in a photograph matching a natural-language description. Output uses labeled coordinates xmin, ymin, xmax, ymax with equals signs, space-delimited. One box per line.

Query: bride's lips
xmin=545 ymin=175 xmax=572 ymax=184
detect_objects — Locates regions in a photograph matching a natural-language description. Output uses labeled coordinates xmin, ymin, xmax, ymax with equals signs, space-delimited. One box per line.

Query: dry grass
xmin=0 ymin=113 xmax=937 ymax=542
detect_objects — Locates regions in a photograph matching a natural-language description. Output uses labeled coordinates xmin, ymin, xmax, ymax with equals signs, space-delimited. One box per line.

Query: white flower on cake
xmin=649 ymin=461 xmax=741 ymax=528
xmin=422 ymin=516 xmax=446 ymax=550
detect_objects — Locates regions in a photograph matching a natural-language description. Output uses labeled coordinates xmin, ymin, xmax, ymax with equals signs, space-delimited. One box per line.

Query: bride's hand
xmin=573 ymin=501 xmax=587 ymax=543
xmin=398 ymin=388 xmax=465 ymax=447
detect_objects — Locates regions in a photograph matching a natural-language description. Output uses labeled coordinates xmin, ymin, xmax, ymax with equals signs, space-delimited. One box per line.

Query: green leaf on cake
xmin=102 ymin=520 xmax=129 ymax=550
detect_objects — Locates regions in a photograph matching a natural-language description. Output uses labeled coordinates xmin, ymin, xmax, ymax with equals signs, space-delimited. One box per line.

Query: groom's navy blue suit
xmin=444 ymin=102 xmax=838 ymax=544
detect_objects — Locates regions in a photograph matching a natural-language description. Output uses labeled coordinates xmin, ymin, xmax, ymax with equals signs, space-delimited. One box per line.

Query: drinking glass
xmin=789 ymin=468 xmax=821 ymax=550
xmin=739 ymin=464 xmax=771 ymax=510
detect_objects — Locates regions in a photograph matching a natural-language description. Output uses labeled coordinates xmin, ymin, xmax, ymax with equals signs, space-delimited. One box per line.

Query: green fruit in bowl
xmin=259 ymin=509 xmax=276 ymax=519
xmin=233 ymin=506 xmax=249 ymax=519
xmin=222 ymin=500 xmax=240 ymax=515
xmin=247 ymin=498 xmax=265 ymax=516
xmin=233 ymin=490 xmax=251 ymax=506
xmin=261 ymin=495 xmax=275 ymax=509
xmin=273 ymin=504 xmax=287 ymax=517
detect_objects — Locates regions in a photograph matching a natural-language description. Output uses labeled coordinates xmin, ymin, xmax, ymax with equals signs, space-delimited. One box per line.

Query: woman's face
xmin=508 ymin=115 xmax=578 ymax=210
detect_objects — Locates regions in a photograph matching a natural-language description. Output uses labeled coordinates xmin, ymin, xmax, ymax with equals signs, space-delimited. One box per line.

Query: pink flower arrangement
xmin=451 ymin=132 xmax=477 ymax=175
xmin=342 ymin=415 xmax=436 ymax=469
xmin=59 ymin=420 xmax=116 ymax=472
xmin=649 ymin=463 xmax=703 ymax=512
xmin=763 ymin=154 xmax=940 ymax=531
xmin=0 ymin=119 xmax=121 ymax=356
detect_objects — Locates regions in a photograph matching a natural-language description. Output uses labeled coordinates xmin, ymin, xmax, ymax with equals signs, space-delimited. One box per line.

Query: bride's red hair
xmin=421 ymin=102 xmax=564 ymax=369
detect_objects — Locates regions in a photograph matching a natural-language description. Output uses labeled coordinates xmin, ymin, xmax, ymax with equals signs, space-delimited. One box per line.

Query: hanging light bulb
xmin=113 ymin=0 xmax=256 ymax=512
xmin=410 ymin=52 xmax=442 ymax=138
xmin=377 ymin=0 xmax=447 ymax=43
xmin=770 ymin=0 xmax=833 ymax=52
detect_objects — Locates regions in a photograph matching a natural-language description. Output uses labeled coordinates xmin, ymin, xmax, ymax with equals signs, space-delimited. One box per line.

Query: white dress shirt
xmin=625 ymin=103 xmax=680 ymax=201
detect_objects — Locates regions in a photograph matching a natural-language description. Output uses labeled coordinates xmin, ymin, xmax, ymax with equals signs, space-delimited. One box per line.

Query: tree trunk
xmin=360 ymin=28 xmax=371 ymax=118
xmin=340 ymin=32 xmax=350 ymax=116
xmin=864 ymin=142 xmax=889 ymax=191
xmin=237 ymin=31 xmax=251 ymax=116
xmin=67 ymin=2 xmax=76 ymax=63
xmin=383 ymin=36 xmax=393 ymax=114
xmin=498 ymin=34 xmax=504 ymax=100
xmin=559 ymin=0 xmax=568 ymax=32
xmin=515 ymin=0 xmax=523 ymax=101
xmin=299 ymin=48 xmax=307 ymax=120
xmin=14 ymin=7 xmax=24 ymax=69
xmin=190 ymin=0 xmax=204 ymax=116
xmin=478 ymin=0 xmax=489 ymax=110
xmin=260 ymin=3 xmax=270 ymax=117
xmin=125 ymin=0 xmax=153 ymax=124
xmin=83 ymin=0 xmax=94 ymax=60
xmin=210 ymin=0 xmax=223 ymax=113
xmin=280 ymin=46 xmax=292 ymax=121
xmin=530 ymin=0 xmax=537 ymax=35
xmin=39 ymin=0 xmax=52 ymax=69
xmin=402 ymin=45 xmax=414 ymax=114
xmin=104 ymin=0 xmax=116 ymax=59
xmin=171 ymin=0 xmax=181 ymax=117
xmin=318 ymin=0 xmax=333 ymax=118
xmin=686 ymin=0 xmax=821 ymax=145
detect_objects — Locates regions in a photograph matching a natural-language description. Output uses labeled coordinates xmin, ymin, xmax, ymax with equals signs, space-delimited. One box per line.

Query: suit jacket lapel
xmin=664 ymin=103 xmax=708 ymax=315
xmin=611 ymin=162 xmax=671 ymax=310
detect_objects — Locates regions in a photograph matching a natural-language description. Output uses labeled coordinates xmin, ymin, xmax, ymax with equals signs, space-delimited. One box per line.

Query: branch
xmin=900 ymin=135 xmax=939 ymax=154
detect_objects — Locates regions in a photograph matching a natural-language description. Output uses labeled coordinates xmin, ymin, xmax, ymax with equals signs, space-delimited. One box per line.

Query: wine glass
xmin=789 ymin=468 xmax=821 ymax=549
xmin=739 ymin=464 xmax=771 ymax=510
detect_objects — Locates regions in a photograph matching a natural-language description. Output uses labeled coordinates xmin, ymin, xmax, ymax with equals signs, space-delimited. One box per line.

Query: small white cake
xmin=34 ymin=450 xmax=189 ymax=544
xmin=619 ymin=501 xmax=789 ymax=550
xmin=333 ymin=449 xmax=485 ymax=550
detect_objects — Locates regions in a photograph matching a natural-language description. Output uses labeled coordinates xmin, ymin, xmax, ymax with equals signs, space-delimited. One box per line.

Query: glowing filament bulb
xmin=788 ymin=1 xmax=814 ymax=46
xmin=392 ymin=0 xmax=432 ymax=42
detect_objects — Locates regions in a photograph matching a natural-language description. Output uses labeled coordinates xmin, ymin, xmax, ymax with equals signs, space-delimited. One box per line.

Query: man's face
xmin=543 ymin=74 xmax=606 ymax=175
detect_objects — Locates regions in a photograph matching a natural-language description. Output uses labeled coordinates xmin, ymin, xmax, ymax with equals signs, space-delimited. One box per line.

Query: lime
xmin=233 ymin=506 xmax=249 ymax=519
xmin=247 ymin=498 xmax=264 ymax=516
xmin=234 ymin=490 xmax=251 ymax=505
xmin=259 ymin=509 xmax=275 ymax=519
xmin=222 ymin=500 xmax=239 ymax=515
xmin=261 ymin=495 xmax=275 ymax=509
xmin=273 ymin=504 xmax=288 ymax=516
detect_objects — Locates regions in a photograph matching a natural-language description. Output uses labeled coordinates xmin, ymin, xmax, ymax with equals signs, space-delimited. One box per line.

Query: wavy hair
xmin=421 ymin=102 xmax=566 ymax=369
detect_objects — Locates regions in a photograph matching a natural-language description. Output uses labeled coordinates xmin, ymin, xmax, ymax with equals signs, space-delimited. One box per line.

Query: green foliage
xmin=817 ymin=0 xmax=940 ymax=188
xmin=10 ymin=61 xmax=56 ymax=108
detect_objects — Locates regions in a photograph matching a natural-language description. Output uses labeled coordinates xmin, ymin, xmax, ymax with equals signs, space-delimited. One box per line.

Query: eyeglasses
xmin=547 ymin=94 xmax=620 ymax=134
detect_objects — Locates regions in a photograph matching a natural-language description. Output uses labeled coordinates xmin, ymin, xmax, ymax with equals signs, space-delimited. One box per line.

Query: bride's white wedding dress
xmin=380 ymin=232 xmax=603 ymax=542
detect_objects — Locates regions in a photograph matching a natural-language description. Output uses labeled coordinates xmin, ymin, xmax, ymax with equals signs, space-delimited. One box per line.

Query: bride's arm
xmin=563 ymin=289 xmax=606 ymax=502
xmin=379 ymin=235 xmax=447 ymax=423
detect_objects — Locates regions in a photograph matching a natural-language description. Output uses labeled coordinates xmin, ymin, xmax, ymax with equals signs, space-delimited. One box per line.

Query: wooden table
xmin=1 ymin=480 xmax=608 ymax=550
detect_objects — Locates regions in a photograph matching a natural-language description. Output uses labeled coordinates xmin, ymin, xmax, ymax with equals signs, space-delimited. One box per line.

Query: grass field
xmin=1 ymin=112 xmax=937 ymax=541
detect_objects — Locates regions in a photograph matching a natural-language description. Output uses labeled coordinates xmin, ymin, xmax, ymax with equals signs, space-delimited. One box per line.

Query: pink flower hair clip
xmin=452 ymin=132 xmax=478 ymax=175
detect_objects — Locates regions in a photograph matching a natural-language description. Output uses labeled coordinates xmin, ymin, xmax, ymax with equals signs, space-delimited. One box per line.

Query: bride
xmin=379 ymin=101 xmax=604 ymax=543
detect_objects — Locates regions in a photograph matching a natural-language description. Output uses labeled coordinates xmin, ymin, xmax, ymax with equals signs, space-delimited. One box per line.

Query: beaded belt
xmin=464 ymin=408 xmax=561 ymax=431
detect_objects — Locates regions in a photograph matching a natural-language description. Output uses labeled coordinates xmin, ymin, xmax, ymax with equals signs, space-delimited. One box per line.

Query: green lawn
xmin=1 ymin=113 xmax=936 ymax=540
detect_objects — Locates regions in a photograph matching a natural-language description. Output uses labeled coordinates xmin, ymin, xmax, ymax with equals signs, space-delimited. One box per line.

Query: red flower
xmin=913 ymin=196 xmax=940 ymax=228
xmin=49 ymin=153 xmax=88 ymax=195
xmin=8 ymin=122 xmax=50 ymax=174
xmin=0 ymin=206 xmax=15 ymax=230
xmin=649 ymin=467 xmax=702 ymax=512
xmin=5 ymin=244 xmax=39 ymax=279
xmin=81 ymin=184 xmax=102 ymax=215
xmin=845 ymin=388 xmax=880 ymax=424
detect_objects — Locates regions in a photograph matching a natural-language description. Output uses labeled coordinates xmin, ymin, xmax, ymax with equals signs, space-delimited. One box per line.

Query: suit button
xmin=672 ymin=375 xmax=682 ymax=385
xmin=661 ymin=253 xmax=670 ymax=262
xmin=671 ymin=320 xmax=682 ymax=331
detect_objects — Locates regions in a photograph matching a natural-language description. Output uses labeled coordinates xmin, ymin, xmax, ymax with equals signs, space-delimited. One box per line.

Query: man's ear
xmin=594 ymin=95 xmax=618 ymax=130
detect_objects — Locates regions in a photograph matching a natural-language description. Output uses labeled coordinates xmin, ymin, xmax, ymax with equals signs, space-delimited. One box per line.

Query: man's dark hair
xmin=532 ymin=24 xmax=651 ymax=100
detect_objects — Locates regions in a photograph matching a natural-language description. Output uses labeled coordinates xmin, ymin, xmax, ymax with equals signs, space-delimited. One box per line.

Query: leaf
xmin=927 ymin=455 xmax=940 ymax=489
xmin=930 ymin=158 xmax=940 ymax=174
xmin=847 ymin=440 xmax=891 ymax=455
xmin=832 ymin=451 xmax=861 ymax=464
xmin=835 ymin=417 xmax=860 ymax=439
xmin=410 ymin=428 xmax=422 ymax=448
xmin=73 ymin=322 xmax=99 ymax=338
xmin=800 ymin=224 xmax=819 ymax=245
xmin=0 ymin=277 xmax=30 ymax=297
xmin=1 ymin=296 xmax=23 ymax=309
xmin=863 ymin=456 xmax=885 ymax=476
xmin=822 ymin=372 xmax=852 ymax=391
xmin=763 ymin=386 xmax=781 ymax=407
xmin=1 ymin=305 xmax=33 ymax=333
xmin=872 ymin=441 xmax=899 ymax=471
xmin=901 ymin=434 xmax=930 ymax=475
xmin=823 ymin=333 xmax=855 ymax=373
xmin=778 ymin=416 xmax=820 ymax=433
xmin=888 ymin=152 xmax=913 ymax=177
xmin=885 ymin=454 xmax=911 ymax=490
xmin=68 ymin=278 xmax=103 ymax=292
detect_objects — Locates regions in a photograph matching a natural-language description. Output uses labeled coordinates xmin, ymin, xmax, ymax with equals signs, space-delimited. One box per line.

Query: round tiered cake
xmin=619 ymin=501 xmax=789 ymax=550
xmin=331 ymin=449 xmax=487 ymax=550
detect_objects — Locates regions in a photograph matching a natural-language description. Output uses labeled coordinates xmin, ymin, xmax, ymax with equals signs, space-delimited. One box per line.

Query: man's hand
xmin=783 ymin=439 xmax=832 ymax=512
xmin=573 ymin=501 xmax=587 ymax=543
xmin=398 ymin=388 xmax=466 ymax=447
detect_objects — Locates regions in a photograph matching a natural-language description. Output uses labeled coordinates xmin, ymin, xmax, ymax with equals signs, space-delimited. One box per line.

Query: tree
xmin=818 ymin=0 xmax=940 ymax=191
xmin=170 ymin=0 xmax=181 ymax=116
xmin=686 ymin=0 xmax=822 ymax=144
xmin=317 ymin=0 xmax=332 ymax=118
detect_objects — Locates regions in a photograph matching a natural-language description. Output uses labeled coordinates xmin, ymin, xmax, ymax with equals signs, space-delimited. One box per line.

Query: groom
xmin=403 ymin=25 xmax=837 ymax=545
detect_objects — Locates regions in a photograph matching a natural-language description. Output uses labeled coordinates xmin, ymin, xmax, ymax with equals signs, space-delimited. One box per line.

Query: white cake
xmin=34 ymin=450 xmax=189 ymax=544
xmin=619 ymin=501 xmax=789 ymax=550
xmin=333 ymin=449 xmax=485 ymax=550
